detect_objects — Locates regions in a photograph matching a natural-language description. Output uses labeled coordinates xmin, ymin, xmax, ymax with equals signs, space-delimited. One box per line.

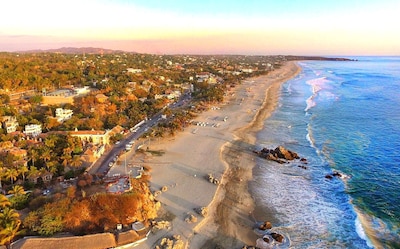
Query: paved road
xmin=87 ymin=92 xmax=191 ymax=175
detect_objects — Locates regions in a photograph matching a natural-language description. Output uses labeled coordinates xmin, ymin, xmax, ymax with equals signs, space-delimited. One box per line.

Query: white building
xmin=73 ymin=86 xmax=90 ymax=95
xmin=127 ymin=68 xmax=142 ymax=74
xmin=241 ymin=68 xmax=253 ymax=73
xmin=55 ymin=108 xmax=73 ymax=122
xmin=2 ymin=116 xmax=19 ymax=133
xmin=24 ymin=124 xmax=42 ymax=137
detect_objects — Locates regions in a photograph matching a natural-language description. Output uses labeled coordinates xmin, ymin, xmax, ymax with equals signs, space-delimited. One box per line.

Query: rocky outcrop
xmin=270 ymin=232 xmax=284 ymax=243
xmin=253 ymin=221 xmax=286 ymax=247
xmin=258 ymin=221 xmax=272 ymax=230
xmin=254 ymin=146 xmax=304 ymax=164
xmin=325 ymin=170 xmax=350 ymax=180
xmin=195 ymin=206 xmax=208 ymax=217
xmin=184 ymin=213 xmax=197 ymax=223
xmin=206 ymin=173 xmax=220 ymax=185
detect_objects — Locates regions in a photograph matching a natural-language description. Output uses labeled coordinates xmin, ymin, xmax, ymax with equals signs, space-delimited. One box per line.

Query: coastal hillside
xmin=17 ymin=47 xmax=131 ymax=54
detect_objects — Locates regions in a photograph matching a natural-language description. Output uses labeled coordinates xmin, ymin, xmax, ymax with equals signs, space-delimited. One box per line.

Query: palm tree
xmin=0 ymin=161 xmax=4 ymax=190
xmin=27 ymin=147 xmax=39 ymax=168
xmin=4 ymin=168 xmax=18 ymax=186
xmin=70 ymin=155 xmax=83 ymax=172
xmin=7 ymin=185 xmax=25 ymax=197
xmin=0 ymin=207 xmax=20 ymax=227
xmin=46 ymin=160 xmax=58 ymax=174
xmin=27 ymin=166 xmax=40 ymax=183
xmin=61 ymin=148 xmax=72 ymax=168
xmin=0 ymin=208 xmax=21 ymax=249
xmin=0 ymin=194 xmax=10 ymax=209
xmin=17 ymin=164 xmax=28 ymax=182
xmin=41 ymin=147 xmax=52 ymax=171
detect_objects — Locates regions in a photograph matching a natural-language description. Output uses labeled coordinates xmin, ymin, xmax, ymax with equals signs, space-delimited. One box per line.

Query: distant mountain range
xmin=18 ymin=47 xmax=134 ymax=54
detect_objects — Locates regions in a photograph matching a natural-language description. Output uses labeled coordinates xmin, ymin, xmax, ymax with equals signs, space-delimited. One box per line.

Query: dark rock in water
xmin=325 ymin=171 xmax=344 ymax=180
xmin=332 ymin=171 xmax=342 ymax=178
xmin=298 ymin=165 xmax=307 ymax=170
xmin=254 ymin=146 xmax=302 ymax=164
xmin=259 ymin=221 xmax=272 ymax=230
xmin=271 ymin=232 xmax=285 ymax=243
xmin=300 ymin=158 xmax=308 ymax=163
xmin=275 ymin=146 xmax=299 ymax=160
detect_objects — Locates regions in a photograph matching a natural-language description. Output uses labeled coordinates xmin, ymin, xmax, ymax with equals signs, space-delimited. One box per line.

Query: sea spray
xmin=251 ymin=57 xmax=400 ymax=248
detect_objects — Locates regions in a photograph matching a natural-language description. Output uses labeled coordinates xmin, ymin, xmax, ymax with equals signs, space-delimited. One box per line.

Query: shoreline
xmin=133 ymin=61 xmax=301 ymax=248
xmin=203 ymin=61 xmax=302 ymax=248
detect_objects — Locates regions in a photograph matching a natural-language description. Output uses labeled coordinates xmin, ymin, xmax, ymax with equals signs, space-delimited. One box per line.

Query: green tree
xmin=0 ymin=161 xmax=4 ymax=189
xmin=28 ymin=95 xmax=43 ymax=105
xmin=0 ymin=194 xmax=11 ymax=209
xmin=17 ymin=164 xmax=29 ymax=182
xmin=0 ymin=207 xmax=21 ymax=248
xmin=40 ymin=147 xmax=52 ymax=171
xmin=70 ymin=155 xmax=83 ymax=171
xmin=27 ymin=147 xmax=39 ymax=168
xmin=61 ymin=147 xmax=72 ymax=168
xmin=8 ymin=186 xmax=28 ymax=210
xmin=27 ymin=166 xmax=40 ymax=182
xmin=7 ymin=185 xmax=25 ymax=197
xmin=4 ymin=168 xmax=18 ymax=186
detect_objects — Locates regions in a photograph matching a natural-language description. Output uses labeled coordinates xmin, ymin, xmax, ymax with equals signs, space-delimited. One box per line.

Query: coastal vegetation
xmin=0 ymin=49 xmax=343 ymax=246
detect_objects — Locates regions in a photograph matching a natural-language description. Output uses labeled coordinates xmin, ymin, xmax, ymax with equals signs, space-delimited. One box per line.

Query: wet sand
xmin=133 ymin=61 xmax=301 ymax=248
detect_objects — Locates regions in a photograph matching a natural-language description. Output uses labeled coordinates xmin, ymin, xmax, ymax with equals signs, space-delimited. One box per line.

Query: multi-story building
xmin=24 ymin=124 xmax=42 ymax=137
xmin=1 ymin=116 xmax=19 ymax=133
xmin=55 ymin=108 xmax=73 ymax=122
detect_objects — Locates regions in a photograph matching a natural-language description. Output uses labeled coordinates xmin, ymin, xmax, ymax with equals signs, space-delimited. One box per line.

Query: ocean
xmin=251 ymin=57 xmax=400 ymax=248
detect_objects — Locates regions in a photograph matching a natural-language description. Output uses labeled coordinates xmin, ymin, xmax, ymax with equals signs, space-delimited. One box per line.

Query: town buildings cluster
xmin=0 ymin=50 xmax=287 ymax=247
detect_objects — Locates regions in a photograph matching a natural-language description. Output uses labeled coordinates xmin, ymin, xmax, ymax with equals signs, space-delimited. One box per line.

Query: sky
xmin=1 ymin=0 xmax=399 ymax=55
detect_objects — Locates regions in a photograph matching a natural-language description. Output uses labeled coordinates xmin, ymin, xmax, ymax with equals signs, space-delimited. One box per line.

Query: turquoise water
xmin=251 ymin=57 xmax=400 ymax=248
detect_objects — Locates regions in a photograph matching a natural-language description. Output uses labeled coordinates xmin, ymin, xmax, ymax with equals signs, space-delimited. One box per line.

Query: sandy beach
xmin=129 ymin=61 xmax=301 ymax=248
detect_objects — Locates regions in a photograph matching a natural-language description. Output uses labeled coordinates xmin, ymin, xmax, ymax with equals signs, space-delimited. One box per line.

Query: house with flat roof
xmin=69 ymin=129 xmax=110 ymax=145
xmin=1 ymin=116 xmax=19 ymax=133
xmin=23 ymin=124 xmax=42 ymax=137
xmin=55 ymin=108 xmax=73 ymax=122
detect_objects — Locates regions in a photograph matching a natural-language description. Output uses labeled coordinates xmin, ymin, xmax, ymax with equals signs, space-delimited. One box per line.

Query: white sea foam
xmin=304 ymin=77 xmax=334 ymax=111
xmin=252 ymin=159 xmax=360 ymax=248
xmin=355 ymin=217 xmax=374 ymax=248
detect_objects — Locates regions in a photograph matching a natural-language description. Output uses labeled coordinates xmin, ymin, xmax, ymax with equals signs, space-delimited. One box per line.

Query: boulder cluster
xmin=258 ymin=221 xmax=272 ymax=230
xmin=254 ymin=221 xmax=286 ymax=245
xmin=254 ymin=146 xmax=308 ymax=165
xmin=325 ymin=171 xmax=346 ymax=180
xmin=253 ymin=146 xmax=300 ymax=163
xmin=207 ymin=173 xmax=220 ymax=185
xmin=194 ymin=206 xmax=208 ymax=217
xmin=184 ymin=213 xmax=198 ymax=223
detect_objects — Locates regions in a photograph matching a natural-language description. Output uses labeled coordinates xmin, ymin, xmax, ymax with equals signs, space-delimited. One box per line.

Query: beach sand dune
xmin=134 ymin=61 xmax=301 ymax=249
